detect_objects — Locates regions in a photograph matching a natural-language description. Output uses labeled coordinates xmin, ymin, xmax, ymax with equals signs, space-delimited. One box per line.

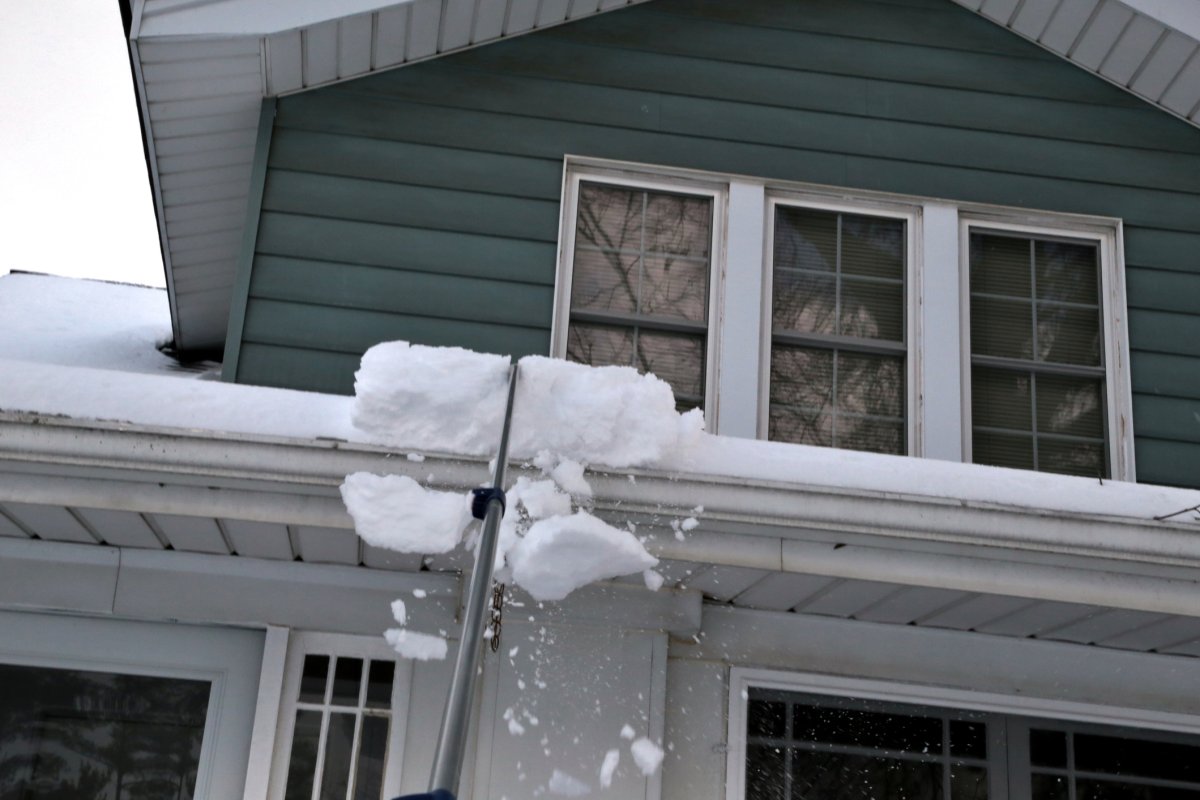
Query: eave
xmin=123 ymin=0 xmax=1200 ymax=353
xmin=4 ymin=410 xmax=1200 ymax=656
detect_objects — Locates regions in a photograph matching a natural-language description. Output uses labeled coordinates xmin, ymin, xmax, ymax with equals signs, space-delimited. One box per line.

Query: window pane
xmin=1030 ymin=729 xmax=1067 ymax=767
xmin=972 ymin=367 xmax=1031 ymax=432
xmin=749 ymin=699 xmax=788 ymax=739
xmin=644 ymin=191 xmax=712 ymax=258
xmin=566 ymin=323 xmax=634 ymax=370
xmin=300 ymin=655 xmax=330 ymax=704
xmin=1075 ymin=733 xmax=1200 ymax=783
xmin=973 ymin=429 xmax=1035 ymax=470
xmin=1036 ymin=239 xmax=1098 ymax=305
xmin=575 ymin=183 xmax=643 ymax=252
xmin=971 ymin=233 xmax=1031 ymax=298
xmin=951 ymin=765 xmax=989 ymax=800
xmin=331 ymin=658 xmax=363 ymax=706
xmin=0 ymin=664 xmax=210 ymax=800
xmin=971 ymin=296 xmax=1033 ymax=360
xmin=769 ymin=345 xmax=833 ymax=447
xmin=365 ymin=661 xmax=394 ymax=710
xmin=792 ymin=703 xmax=943 ymax=754
xmin=775 ymin=206 xmax=838 ymax=273
xmin=641 ymin=255 xmax=708 ymax=322
xmin=319 ymin=713 xmax=357 ymax=800
xmin=1036 ymin=375 xmax=1103 ymax=439
xmin=636 ymin=330 xmax=705 ymax=409
xmin=841 ymin=278 xmax=904 ymax=341
xmin=285 ymin=710 xmax=323 ymax=800
xmin=569 ymin=249 xmax=638 ymax=316
xmin=1032 ymin=773 xmax=1069 ymax=800
xmin=791 ymin=751 xmax=944 ymax=800
xmin=773 ymin=270 xmax=836 ymax=336
xmin=950 ymin=720 xmax=987 ymax=759
xmin=1036 ymin=305 xmax=1101 ymax=366
xmin=353 ymin=716 xmax=389 ymax=800
xmin=1077 ymin=779 xmax=1200 ymax=799
xmin=746 ymin=745 xmax=787 ymax=800
xmin=842 ymin=215 xmax=904 ymax=280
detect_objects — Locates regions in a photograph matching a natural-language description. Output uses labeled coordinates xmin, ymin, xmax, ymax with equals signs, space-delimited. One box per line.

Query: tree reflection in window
xmin=566 ymin=182 xmax=713 ymax=412
xmin=0 ymin=663 xmax=210 ymax=799
xmin=769 ymin=206 xmax=907 ymax=454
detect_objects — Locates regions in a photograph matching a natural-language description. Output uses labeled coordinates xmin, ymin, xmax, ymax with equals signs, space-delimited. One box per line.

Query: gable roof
xmin=122 ymin=0 xmax=1200 ymax=351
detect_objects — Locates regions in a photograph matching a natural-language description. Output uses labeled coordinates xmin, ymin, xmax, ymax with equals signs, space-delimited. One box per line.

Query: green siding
xmin=234 ymin=0 xmax=1200 ymax=488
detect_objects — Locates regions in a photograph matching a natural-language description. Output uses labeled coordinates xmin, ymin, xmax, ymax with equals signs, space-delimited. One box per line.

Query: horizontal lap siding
xmin=237 ymin=0 xmax=1200 ymax=487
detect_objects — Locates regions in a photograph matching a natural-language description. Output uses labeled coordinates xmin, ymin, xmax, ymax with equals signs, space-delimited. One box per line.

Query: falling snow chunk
xmin=513 ymin=477 xmax=573 ymax=519
xmin=391 ymin=599 xmax=407 ymax=625
xmin=340 ymin=473 xmax=470 ymax=553
xmin=503 ymin=707 xmax=526 ymax=736
xmin=384 ymin=629 xmax=448 ymax=661
xmin=630 ymin=737 xmax=664 ymax=776
xmin=406 ymin=452 xmax=426 ymax=462
xmin=643 ymin=569 xmax=665 ymax=591
xmin=681 ymin=517 xmax=699 ymax=531
xmin=413 ymin=588 xmax=427 ymax=599
xmin=620 ymin=725 xmax=635 ymax=740
xmin=599 ymin=749 xmax=620 ymax=788
xmin=548 ymin=769 xmax=591 ymax=797
xmin=508 ymin=511 xmax=658 ymax=602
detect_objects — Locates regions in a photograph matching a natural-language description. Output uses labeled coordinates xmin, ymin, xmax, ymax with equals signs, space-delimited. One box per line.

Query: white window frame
xmin=266 ymin=631 xmax=413 ymax=800
xmin=725 ymin=666 xmax=1200 ymax=800
xmin=759 ymin=192 xmax=921 ymax=454
xmin=552 ymin=157 xmax=1134 ymax=477
xmin=552 ymin=163 xmax=729 ymax=431
xmin=958 ymin=213 xmax=1135 ymax=481
xmin=0 ymin=609 xmax=263 ymax=800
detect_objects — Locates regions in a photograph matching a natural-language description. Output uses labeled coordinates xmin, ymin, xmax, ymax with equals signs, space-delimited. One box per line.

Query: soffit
xmin=3 ymin=412 xmax=1200 ymax=658
xmin=129 ymin=0 xmax=1200 ymax=352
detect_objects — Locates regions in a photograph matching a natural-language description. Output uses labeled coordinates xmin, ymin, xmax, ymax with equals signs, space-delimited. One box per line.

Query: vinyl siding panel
xmin=234 ymin=0 xmax=1200 ymax=487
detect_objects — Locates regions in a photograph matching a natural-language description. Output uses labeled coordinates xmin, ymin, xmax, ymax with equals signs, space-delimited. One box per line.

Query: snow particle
xmin=384 ymin=629 xmax=448 ymax=661
xmin=390 ymin=599 xmax=407 ymax=625
xmin=599 ymin=749 xmax=620 ymax=788
xmin=548 ymin=769 xmax=591 ymax=797
xmin=643 ymin=569 xmax=665 ymax=591
xmin=413 ymin=588 xmax=427 ymax=599
xmin=620 ymin=724 xmax=636 ymax=741
xmin=406 ymin=452 xmax=426 ymax=462
xmin=630 ymin=737 xmax=664 ymax=777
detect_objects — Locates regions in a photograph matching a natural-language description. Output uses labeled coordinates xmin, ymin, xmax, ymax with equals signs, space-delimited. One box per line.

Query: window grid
xmin=565 ymin=181 xmax=714 ymax=411
xmin=1029 ymin=726 xmax=1200 ymax=798
xmin=969 ymin=231 xmax=1108 ymax=477
xmin=768 ymin=205 xmax=907 ymax=455
xmin=284 ymin=654 xmax=395 ymax=800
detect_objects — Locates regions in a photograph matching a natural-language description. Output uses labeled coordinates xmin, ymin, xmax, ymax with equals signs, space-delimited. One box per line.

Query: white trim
xmin=717 ymin=180 xmax=766 ymax=438
xmin=918 ymin=202 xmax=963 ymax=460
xmin=959 ymin=214 xmax=1134 ymax=481
xmin=552 ymin=162 xmax=728 ymax=432
xmin=244 ymin=625 xmax=290 ymax=800
xmin=267 ymin=631 xmax=415 ymax=800
xmin=0 ymin=609 xmax=263 ymax=800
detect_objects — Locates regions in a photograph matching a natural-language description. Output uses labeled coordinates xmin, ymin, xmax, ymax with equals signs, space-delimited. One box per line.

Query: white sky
xmin=1 ymin=1 xmax=165 ymax=288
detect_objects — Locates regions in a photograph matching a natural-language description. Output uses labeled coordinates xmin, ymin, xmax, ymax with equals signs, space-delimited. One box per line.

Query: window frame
xmin=267 ymin=631 xmax=413 ymax=800
xmin=726 ymin=667 xmax=1200 ymax=800
xmin=552 ymin=157 xmax=1134 ymax=477
xmin=759 ymin=192 xmax=921 ymax=454
xmin=552 ymin=164 xmax=729 ymax=428
xmin=958 ymin=213 xmax=1134 ymax=481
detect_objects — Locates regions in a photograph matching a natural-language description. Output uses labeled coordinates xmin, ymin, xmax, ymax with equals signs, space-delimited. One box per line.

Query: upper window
xmin=562 ymin=179 xmax=717 ymax=412
xmin=767 ymin=203 xmax=908 ymax=455
xmin=967 ymin=230 xmax=1108 ymax=477
xmin=554 ymin=159 xmax=1133 ymax=479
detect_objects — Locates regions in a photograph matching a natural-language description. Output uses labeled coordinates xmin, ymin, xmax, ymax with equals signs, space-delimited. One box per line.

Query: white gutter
xmin=3 ymin=412 xmax=1200 ymax=619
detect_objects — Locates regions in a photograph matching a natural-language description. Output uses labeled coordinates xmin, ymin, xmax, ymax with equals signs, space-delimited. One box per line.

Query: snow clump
xmin=630 ymin=737 xmax=665 ymax=776
xmin=599 ymin=749 xmax=620 ymax=788
xmin=350 ymin=342 xmax=702 ymax=469
xmin=548 ymin=769 xmax=591 ymax=797
xmin=340 ymin=473 xmax=469 ymax=553
xmin=384 ymin=629 xmax=447 ymax=661
xmin=507 ymin=512 xmax=658 ymax=602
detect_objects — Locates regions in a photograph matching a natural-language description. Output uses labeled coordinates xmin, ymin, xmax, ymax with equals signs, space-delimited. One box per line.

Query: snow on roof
xmin=2 ymin=348 xmax=1199 ymax=527
xmin=0 ymin=272 xmax=203 ymax=376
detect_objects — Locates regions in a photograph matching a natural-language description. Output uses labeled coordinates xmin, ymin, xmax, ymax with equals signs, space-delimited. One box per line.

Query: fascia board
xmin=136 ymin=0 xmax=412 ymax=38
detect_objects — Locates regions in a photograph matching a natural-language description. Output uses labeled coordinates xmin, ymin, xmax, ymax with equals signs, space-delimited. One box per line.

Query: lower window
xmin=744 ymin=688 xmax=1200 ymax=800
xmin=0 ymin=664 xmax=210 ymax=798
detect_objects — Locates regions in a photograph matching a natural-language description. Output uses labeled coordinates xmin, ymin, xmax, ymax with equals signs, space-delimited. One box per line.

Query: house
xmin=2 ymin=0 xmax=1200 ymax=797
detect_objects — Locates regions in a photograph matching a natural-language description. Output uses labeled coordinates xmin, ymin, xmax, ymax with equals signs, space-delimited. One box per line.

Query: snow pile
xmin=349 ymin=342 xmax=703 ymax=469
xmin=340 ymin=473 xmax=470 ymax=553
xmin=508 ymin=512 xmax=658 ymax=602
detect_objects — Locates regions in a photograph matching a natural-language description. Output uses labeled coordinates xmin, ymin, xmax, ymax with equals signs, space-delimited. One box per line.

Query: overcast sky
xmin=1 ymin=1 xmax=165 ymax=288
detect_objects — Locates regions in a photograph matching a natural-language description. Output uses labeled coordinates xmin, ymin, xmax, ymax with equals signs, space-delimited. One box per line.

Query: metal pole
xmin=428 ymin=363 xmax=519 ymax=796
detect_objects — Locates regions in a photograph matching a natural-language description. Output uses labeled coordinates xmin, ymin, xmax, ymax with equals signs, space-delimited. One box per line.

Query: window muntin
xmin=767 ymin=204 xmax=908 ymax=455
xmin=1029 ymin=726 xmax=1200 ymax=798
xmin=564 ymin=180 xmax=716 ymax=411
xmin=967 ymin=230 xmax=1108 ymax=478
